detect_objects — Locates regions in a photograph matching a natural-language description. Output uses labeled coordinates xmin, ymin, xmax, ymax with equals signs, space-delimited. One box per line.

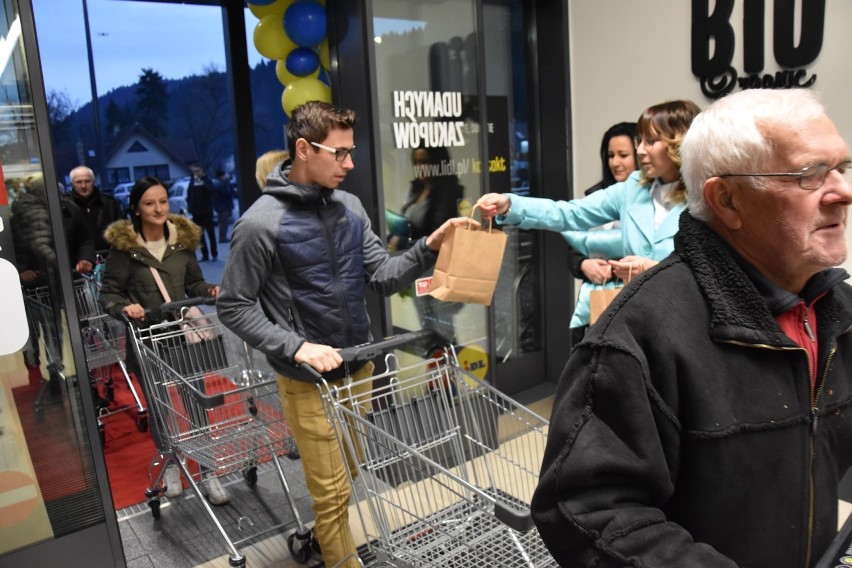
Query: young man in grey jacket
xmin=217 ymin=101 xmax=470 ymax=567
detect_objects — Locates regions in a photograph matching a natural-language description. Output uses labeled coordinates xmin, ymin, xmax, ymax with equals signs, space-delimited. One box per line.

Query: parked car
xmin=168 ymin=176 xmax=240 ymax=224
xmin=168 ymin=177 xmax=190 ymax=216
xmin=111 ymin=182 xmax=134 ymax=213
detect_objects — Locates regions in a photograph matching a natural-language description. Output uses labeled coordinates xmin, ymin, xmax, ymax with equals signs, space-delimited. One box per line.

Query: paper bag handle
xmin=601 ymin=262 xmax=633 ymax=286
xmin=467 ymin=203 xmax=495 ymax=233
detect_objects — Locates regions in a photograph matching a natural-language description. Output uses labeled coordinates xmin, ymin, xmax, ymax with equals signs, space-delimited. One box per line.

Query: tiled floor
xmin=112 ymin=234 xmax=556 ymax=568
xmin=117 ymin=458 xmax=319 ymax=568
xmin=116 ymin=384 xmax=557 ymax=568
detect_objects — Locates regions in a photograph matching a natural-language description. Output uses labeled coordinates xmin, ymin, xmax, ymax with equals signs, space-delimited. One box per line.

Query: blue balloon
xmin=286 ymin=47 xmax=320 ymax=77
xmin=284 ymin=0 xmax=327 ymax=48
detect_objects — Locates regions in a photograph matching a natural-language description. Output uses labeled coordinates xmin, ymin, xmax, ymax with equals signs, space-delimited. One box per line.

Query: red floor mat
xmin=100 ymin=370 xmax=158 ymax=510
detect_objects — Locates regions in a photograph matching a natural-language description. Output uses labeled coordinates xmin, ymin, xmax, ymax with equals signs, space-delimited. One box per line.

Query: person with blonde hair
xmin=255 ymin=149 xmax=289 ymax=189
xmin=478 ymin=99 xmax=700 ymax=283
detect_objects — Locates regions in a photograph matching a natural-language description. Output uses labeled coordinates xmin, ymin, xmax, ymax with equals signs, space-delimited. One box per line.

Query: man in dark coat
xmin=68 ymin=165 xmax=124 ymax=255
xmin=527 ymin=89 xmax=852 ymax=567
xmin=187 ymin=164 xmax=217 ymax=261
xmin=211 ymin=168 xmax=236 ymax=243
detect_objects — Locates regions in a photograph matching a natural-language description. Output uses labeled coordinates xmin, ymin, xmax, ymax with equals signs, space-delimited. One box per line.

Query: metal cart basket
xmin=305 ymin=331 xmax=555 ymax=567
xmin=127 ymin=299 xmax=315 ymax=567
xmin=73 ymin=275 xmax=147 ymax=440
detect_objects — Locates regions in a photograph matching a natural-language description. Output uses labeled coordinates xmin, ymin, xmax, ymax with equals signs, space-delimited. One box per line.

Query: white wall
xmin=570 ymin=1 xmax=852 ymax=271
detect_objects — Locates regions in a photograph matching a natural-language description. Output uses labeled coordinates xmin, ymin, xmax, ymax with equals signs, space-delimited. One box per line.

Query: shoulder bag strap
xmin=149 ymin=266 xmax=172 ymax=303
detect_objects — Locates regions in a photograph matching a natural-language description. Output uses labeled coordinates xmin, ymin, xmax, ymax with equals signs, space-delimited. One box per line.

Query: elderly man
xmin=68 ymin=166 xmax=123 ymax=254
xmin=530 ymin=88 xmax=852 ymax=567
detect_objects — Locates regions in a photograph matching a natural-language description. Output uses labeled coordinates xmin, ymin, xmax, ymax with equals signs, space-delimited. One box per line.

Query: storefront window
xmin=0 ymin=0 xmax=105 ymax=555
xmin=372 ymin=0 xmax=539 ymax=383
xmin=372 ymin=0 xmax=491 ymax=374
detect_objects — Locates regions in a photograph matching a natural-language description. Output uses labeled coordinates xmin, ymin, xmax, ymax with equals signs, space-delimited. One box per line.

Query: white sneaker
xmin=163 ymin=464 xmax=183 ymax=498
xmin=203 ymin=476 xmax=231 ymax=506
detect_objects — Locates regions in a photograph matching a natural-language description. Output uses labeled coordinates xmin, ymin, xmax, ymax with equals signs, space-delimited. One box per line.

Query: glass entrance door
xmin=370 ymin=0 xmax=545 ymax=394
xmin=0 ymin=0 xmax=120 ymax=565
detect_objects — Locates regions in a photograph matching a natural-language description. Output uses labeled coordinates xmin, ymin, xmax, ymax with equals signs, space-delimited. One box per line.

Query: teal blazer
xmin=498 ymin=171 xmax=686 ymax=327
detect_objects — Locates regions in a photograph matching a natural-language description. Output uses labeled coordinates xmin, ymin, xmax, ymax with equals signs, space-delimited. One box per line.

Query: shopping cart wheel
xmin=136 ymin=414 xmax=148 ymax=433
xmin=287 ymin=530 xmax=313 ymax=563
xmin=148 ymin=498 xmax=161 ymax=519
xmin=243 ymin=466 xmax=258 ymax=487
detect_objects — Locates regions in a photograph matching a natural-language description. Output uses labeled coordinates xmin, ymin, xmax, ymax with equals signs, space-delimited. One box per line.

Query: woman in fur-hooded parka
xmin=99 ymin=214 xmax=215 ymax=324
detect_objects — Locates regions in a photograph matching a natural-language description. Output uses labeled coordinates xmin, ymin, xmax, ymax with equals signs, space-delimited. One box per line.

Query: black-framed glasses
xmin=633 ymin=136 xmax=659 ymax=151
xmin=310 ymin=141 xmax=356 ymax=162
xmin=719 ymin=160 xmax=852 ymax=191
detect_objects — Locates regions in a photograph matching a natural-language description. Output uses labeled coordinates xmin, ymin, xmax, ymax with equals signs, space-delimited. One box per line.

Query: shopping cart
xmin=72 ymin=275 xmax=147 ymax=442
xmin=126 ymin=298 xmax=314 ymax=567
xmin=289 ymin=330 xmax=555 ymax=567
xmin=22 ymin=280 xmax=68 ymax=413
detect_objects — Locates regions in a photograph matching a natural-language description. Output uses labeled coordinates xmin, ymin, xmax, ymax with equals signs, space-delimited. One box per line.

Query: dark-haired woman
xmin=564 ymin=122 xmax=638 ymax=345
xmin=99 ymin=177 xmax=228 ymax=505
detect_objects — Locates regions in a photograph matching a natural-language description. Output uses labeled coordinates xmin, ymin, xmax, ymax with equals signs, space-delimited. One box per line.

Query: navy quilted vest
xmin=276 ymin=197 xmax=369 ymax=349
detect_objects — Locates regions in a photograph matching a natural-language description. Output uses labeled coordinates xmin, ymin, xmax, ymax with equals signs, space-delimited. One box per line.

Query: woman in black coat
xmin=99 ymin=177 xmax=228 ymax=506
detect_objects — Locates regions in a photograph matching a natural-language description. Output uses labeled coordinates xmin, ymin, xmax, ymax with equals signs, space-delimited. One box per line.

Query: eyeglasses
xmin=719 ymin=160 xmax=852 ymax=191
xmin=310 ymin=141 xmax=356 ymax=162
xmin=633 ymin=136 xmax=659 ymax=151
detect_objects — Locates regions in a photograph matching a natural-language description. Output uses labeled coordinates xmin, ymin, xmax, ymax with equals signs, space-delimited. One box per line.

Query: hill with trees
xmin=47 ymin=60 xmax=288 ymax=183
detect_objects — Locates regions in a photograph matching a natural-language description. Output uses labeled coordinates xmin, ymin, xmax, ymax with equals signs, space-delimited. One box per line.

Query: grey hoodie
xmin=217 ymin=162 xmax=437 ymax=377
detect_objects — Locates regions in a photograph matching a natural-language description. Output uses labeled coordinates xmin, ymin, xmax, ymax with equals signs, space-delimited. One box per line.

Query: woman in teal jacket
xmin=479 ymin=100 xmax=700 ymax=329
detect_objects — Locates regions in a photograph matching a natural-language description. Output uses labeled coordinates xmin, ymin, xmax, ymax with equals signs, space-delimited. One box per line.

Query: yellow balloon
xmin=318 ymin=40 xmax=330 ymax=70
xmin=253 ymin=14 xmax=296 ymax=60
xmin=275 ymin=58 xmax=319 ymax=86
xmin=282 ymin=78 xmax=332 ymax=117
xmin=248 ymin=0 xmax=294 ymax=20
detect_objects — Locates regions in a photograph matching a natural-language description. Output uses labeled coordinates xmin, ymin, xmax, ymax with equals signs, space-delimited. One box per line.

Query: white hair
xmin=70 ymin=165 xmax=95 ymax=181
xmin=681 ymin=89 xmax=827 ymax=221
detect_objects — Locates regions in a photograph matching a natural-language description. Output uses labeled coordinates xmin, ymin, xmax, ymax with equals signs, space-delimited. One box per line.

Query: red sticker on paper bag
xmin=415 ymin=277 xmax=432 ymax=296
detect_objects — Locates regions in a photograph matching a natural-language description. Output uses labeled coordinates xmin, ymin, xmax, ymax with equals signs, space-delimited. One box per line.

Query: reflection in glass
xmin=373 ymin=0 xmax=488 ymax=356
xmin=0 ymin=0 xmax=104 ymax=555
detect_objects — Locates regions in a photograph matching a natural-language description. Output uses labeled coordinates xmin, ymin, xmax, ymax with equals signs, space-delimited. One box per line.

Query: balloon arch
xmin=249 ymin=0 xmax=332 ymax=117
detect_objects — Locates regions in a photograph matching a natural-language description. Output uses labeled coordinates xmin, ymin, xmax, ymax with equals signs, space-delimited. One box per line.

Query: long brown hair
xmin=636 ymin=100 xmax=701 ymax=203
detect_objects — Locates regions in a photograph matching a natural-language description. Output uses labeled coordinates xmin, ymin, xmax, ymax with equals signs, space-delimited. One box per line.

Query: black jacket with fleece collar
xmin=532 ymin=211 xmax=852 ymax=567
xmin=99 ymin=215 xmax=215 ymax=323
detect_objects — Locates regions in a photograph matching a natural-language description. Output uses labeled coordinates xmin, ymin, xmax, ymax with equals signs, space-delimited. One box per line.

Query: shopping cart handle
xmin=279 ymin=361 xmax=324 ymax=383
xmin=494 ymin=503 xmax=535 ymax=533
xmin=338 ymin=329 xmax=450 ymax=362
xmin=158 ymin=297 xmax=216 ymax=313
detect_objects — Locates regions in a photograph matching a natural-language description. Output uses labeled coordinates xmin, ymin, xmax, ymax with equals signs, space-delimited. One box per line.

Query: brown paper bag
xmin=589 ymin=287 xmax=624 ymax=324
xmin=429 ymin=211 xmax=508 ymax=305
xmin=588 ymin=265 xmax=633 ymax=324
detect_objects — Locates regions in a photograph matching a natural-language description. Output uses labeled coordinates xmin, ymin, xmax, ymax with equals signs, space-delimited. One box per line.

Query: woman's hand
xmin=208 ymin=285 xmax=221 ymax=299
xmin=581 ymin=258 xmax=612 ymax=284
xmin=122 ymin=303 xmax=145 ymax=320
xmin=609 ymin=256 xmax=656 ymax=281
xmin=476 ymin=193 xmax=511 ymax=219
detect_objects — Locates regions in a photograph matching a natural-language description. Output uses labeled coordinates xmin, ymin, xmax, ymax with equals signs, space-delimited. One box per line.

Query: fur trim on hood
xmin=104 ymin=214 xmax=201 ymax=252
